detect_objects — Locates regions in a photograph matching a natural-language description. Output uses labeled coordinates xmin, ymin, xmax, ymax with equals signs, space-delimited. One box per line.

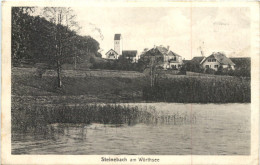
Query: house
xmin=105 ymin=49 xmax=119 ymax=60
xmin=200 ymin=52 xmax=235 ymax=71
xmin=122 ymin=50 xmax=138 ymax=62
xmin=142 ymin=45 xmax=183 ymax=70
xmin=167 ymin=50 xmax=183 ymax=69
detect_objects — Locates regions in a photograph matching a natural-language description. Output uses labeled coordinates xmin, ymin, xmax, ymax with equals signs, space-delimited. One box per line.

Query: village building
xmin=105 ymin=34 xmax=122 ymax=60
xmin=105 ymin=34 xmax=138 ymax=61
xmin=105 ymin=49 xmax=119 ymax=60
xmin=122 ymin=50 xmax=138 ymax=62
xmin=142 ymin=45 xmax=183 ymax=70
xmin=200 ymin=52 xmax=235 ymax=71
xmin=114 ymin=34 xmax=122 ymax=55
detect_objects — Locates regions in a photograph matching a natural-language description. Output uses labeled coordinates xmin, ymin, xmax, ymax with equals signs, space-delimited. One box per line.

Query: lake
xmin=12 ymin=103 xmax=250 ymax=155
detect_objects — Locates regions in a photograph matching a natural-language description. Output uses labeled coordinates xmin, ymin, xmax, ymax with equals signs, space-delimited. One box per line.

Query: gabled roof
xmin=105 ymin=49 xmax=118 ymax=55
xmin=144 ymin=46 xmax=182 ymax=58
xmin=114 ymin=34 xmax=121 ymax=40
xmin=168 ymin=50 xmax=181 ymax=57
xmin=191 ymin=56 xmax=205 ymax=64
xmin=156 ymin=46 xmax=168 ymax=55
xmin=122 ymin=50 xmax=137 ymax=57
xmin=201 ymin=52 xmax=235 ymax=65
xmin=144 ymin=47 xmax=164 ymax=57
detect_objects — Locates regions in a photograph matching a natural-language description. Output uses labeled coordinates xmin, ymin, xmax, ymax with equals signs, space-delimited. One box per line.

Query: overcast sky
xmin=44 ymin=7 xmax=251 ymax=60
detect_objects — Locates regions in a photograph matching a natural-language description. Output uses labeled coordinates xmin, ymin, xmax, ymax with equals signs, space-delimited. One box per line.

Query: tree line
xmin=12 ymin=7 xmax=101 ymax=65
xmin=12 ymin=7 xmax=101 ymax=87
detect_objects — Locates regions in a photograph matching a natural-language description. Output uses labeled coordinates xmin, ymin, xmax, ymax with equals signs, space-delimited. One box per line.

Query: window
xmin=206 ymin=65 xmax=209 ymax=68
xmin=214 ymin=65 xmax=218 ymax=68
xmin=208 ymin=59 xmax=211 ymax=62
xmin=212 ymin=59 xmax=216 ymax=62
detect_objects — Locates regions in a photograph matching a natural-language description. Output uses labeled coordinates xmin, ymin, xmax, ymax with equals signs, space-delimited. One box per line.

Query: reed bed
xmin=143 ymin=76 xmax=250 ymax=103
xmin=12 ymin=104 xmax=197 ymax=132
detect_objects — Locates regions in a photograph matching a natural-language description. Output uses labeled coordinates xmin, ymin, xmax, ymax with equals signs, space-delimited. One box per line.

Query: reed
xmin=12 ymin=104 xmax=197 ymax=132
xmin=11 ymin=104 xmax=156 ymax=131
xmin=143 ymin=76 xmax=250 ymax=103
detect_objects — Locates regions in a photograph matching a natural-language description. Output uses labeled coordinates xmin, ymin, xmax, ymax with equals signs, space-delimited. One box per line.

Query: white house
xmin=105 ymin=49 xmax=119 ymax=60
xmin=200 ymin=52 xmax=235 ymax=71
xmin=142 ymin=45 xmax=183 ymax=70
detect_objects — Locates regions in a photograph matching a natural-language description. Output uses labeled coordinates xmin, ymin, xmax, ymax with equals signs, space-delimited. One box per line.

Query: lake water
xmin=12 ymin=103 xmax=250 ymax=155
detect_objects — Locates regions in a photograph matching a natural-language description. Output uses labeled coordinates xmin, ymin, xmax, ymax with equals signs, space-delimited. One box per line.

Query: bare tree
xmin=43 ymin=7 xmax=80 ymax=87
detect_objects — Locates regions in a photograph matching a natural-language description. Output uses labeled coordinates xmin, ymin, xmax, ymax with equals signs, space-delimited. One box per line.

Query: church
xmin=105 ymin=34 xmax=137 ymax=61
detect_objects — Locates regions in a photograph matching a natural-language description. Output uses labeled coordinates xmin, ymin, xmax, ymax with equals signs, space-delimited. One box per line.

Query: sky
xmin=39 ymin=7 xmax=251 ymax=60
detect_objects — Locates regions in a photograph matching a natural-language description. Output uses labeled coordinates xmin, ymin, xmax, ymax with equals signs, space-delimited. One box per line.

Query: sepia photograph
xmin=1 ymin=1 xmax=259 ymax=165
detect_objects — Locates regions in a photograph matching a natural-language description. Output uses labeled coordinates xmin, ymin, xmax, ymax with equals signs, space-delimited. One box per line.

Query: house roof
xmin=122 ymin=50 xmax=137 ymax=57
xmin=168 ymin=50 xmax=181 ymax=57
xmin=191 ymin=56 xmax=205 ymax=64
xmin=105 ymin=49 xmax=118 ymax=55
xmin=145 ymin=46 xmax=182 ymax=57
xmin=156 ymin=46 xmax=168 ymax=55
xmin=201 ymin=52 xmax=235 ymax=65
xmin=114 ymin=34 xmax=121 ymax=40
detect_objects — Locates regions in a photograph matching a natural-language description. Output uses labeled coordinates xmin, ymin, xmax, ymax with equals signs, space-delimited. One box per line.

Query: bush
xmin=205 ymin=68 xmax=215 ymax=74
xmin=90 ymin=56 xmax=144 ymax=72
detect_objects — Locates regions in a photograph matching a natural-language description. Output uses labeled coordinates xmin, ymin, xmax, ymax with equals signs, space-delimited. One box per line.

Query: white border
xmin=1 ymin=1 xmax=259 ymax=165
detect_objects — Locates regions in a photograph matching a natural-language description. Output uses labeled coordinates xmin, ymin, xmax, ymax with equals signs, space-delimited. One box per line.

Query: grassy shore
xmin=12 ymin=67 xmax=250 ymax=104
xmin=11 ymin=68 xmax=249 ymax=132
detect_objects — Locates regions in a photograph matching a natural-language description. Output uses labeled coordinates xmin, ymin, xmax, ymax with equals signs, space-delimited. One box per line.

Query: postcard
xmin=1 ymin=1 xmax=259 ymax=164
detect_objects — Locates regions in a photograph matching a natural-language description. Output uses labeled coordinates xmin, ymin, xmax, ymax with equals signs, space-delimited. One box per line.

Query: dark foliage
xmin=11 ymin=7 xmax=100 ymax=67
xmin=90 ymin=56 xmax=145 ymax=72
xmin=182 ymin=61 xmax=204 ymax=73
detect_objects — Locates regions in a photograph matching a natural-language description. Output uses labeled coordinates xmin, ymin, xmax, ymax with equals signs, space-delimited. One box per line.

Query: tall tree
xmin=12 ymin=7 xmax=35 ymax=64
xmin=43 ymin=7 xmax=80 ymax=87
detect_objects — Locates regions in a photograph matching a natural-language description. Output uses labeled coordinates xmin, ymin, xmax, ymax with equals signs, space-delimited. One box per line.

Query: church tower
xmin=114 ymin=34 xmax=122 ymax=57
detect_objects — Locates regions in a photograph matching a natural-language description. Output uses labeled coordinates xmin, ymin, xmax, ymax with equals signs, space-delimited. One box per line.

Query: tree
xmin=12 ymin=7 xmax=35 ymax=64
xmin=43 ymin=7 xmax=80 ymax=87
xmin=141 ymin=49 xmax=164 ymax=87
xmin=183 ymin=61 xmax=203 ymax=73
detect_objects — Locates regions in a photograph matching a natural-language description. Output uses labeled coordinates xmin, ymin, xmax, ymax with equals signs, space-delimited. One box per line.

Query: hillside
xmin=12 ymin=7 xmax=102 ymax=68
